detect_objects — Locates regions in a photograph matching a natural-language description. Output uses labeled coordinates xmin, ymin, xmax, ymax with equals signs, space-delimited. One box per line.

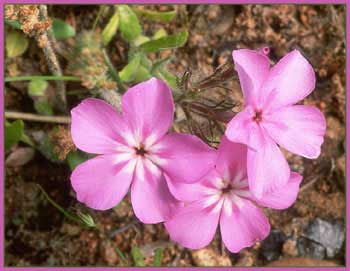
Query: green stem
xmin=5 ymin=75 xmax=81 ymax=82
xmin=102 ymin=49 xmax=126 ymax=93
xmin=36 ymin=184 xmax=82 ymax=225
xmin=92 ymin=5 xmax=104 ymax=33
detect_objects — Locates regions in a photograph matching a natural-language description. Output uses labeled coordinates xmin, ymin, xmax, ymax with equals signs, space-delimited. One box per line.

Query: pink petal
xmin=263 ymin=105 xmax=326 ymax=159
xmin=254 ymin=172 xmax=302 ymax=210
xmin=151 ymin=133 xmax=216 ymax=183
xmin=121 ymin=77 xmax=174 ymax=145
xmin=71 ymin=98 xmax=130 ymax=154
xmin=216 ymin=136 xmax=247 ymax=180
xmin=232 ymin=49 xmax=270 ymax=106
xmin=166 ymin=176 xmax=206 ymax=202
xmin=165 ymin=170 xmax=218 ymax=202
xmin=225 ymin=106 xmax=267 ymax=150
xmin=261 ymin=50 xmax=316 ymax=111
xmin=71 ymin=154 xmax=135 ymax=210
xmin=220 ymin=198 xmax=270 ymax=253
xmin=247 ymin=135 xmax=290 ymax=199
xmin=165 ymin=200 xmax=220 ymax=249
xmin=131 ymin=158 xmax=178 ymax=224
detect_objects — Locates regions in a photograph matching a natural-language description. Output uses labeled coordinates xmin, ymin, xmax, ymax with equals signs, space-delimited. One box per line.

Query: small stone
xmin=304 ymin=219 xmax=345 ymax=258
xmin=5 ymin=147 xmax=35 ymax=167
xmin=297 ymin=237 xmax=326 ymax=259
xmin=260 ymin=230 xmax=286 ymax=262
xmin=192 ymin=248 xmax=231 ymax=266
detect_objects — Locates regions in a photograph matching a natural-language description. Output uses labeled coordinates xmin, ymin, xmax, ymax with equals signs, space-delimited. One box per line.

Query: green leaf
xmin=134 ymin=66 xmax=152 ymax=83
xmin=37 ymin=134 xmax=60 ymax=163
xmin=76 ymin=211 xmax=96 ymax=227
xmin=152 ymin=28 xmax=167 ymax=40
xmin=140 ymin=54 xmax=152 ymax=69
xmin=5 ymin=19 xmax=21 ymax=29
xmin=52 ymin=18 xmax=75 ymax=40
xmin=21 ymin=133 xmax=34 ymax=147
xmin=66 ymin=151 xmax=89 ymax=170
xmin=28 ymin=79 xmax=53 ymax=115
xmin=151 ymin=56 xmax=173 ymax=73
xmin=154 ymin=68 xmax=178 ymax=90
xmin=115 ymin=247 xmax=129 ymax=264
xmin=102 ymin=11 xmax=119 ymax=46
xmin=6 ymin=31 xmax=28 ymax=58
xmin=5 ymin=120 xmax=24 ymax=151
xmin=34 ymin=100 xmax=53 ymax=116
xmin=118 ymin=5 xmax=142 ymax=43
xmin=133 ymin=35 xmax=150 ymax=47
xmin=131 ymin=246 xmax=145 ymax=267
xmin=133 ymin=8 xmax=176 ymax=23
xmin=153 ymin=248 xmax=163 ymax=266
xmin=28 ymin=79 xmax=48 ymax=96
xmin=139 ymin=31 xmax=188 ymax=53
xmin=119 ymin=53 xmax=141 ymax=82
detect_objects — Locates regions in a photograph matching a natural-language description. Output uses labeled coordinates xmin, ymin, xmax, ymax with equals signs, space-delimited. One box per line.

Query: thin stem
xmin=5 ymin=75 xmax=81 ymax=82
xmin=37 ymin=184 xmax=82 ymax=225
xmin=92 ymin=5 xmax=104 ymax=33
xmin=102 ymin=49 xmax=126 ymax=93
xmin=5 ymin=111 xmax=71 ymax=124
xmin=39 ymin=5 xmax=67 ymax=112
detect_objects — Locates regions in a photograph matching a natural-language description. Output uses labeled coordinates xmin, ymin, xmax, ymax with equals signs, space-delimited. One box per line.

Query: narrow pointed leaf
xmin=139 ymin=31 xmax=188 ymax=53
xmin=118 ymin=5 xmax=142 ymax=43
xmin=153 ymin=248 xmax=163 ymax=266
xmin=102 ymin=11 xmax=119 ymax=46
xmin=133 ymin=8 xmax=176 ymax=22
xmin=119 ymin=53 xmax=141 ymax=82
xmin=131 ymin=246 xmax=145 ymax=267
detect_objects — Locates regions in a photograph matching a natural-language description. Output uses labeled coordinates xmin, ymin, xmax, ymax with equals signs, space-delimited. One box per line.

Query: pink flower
xmin=165 ymin=136 xmax=302 ymax=253
xmin=70 ymin=78 xmax=215 ymax=224
xmin=225 ymin=49 xmax=326 ymax=198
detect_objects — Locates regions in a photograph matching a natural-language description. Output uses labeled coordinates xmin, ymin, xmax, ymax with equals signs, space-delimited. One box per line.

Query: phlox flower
xmin=70 ymin=77 xmax=215 ymax=224
xmin=165 ymin=136 xmax=302 ymax=253
xmin=226 ymin=49 xmax=326 ymax=198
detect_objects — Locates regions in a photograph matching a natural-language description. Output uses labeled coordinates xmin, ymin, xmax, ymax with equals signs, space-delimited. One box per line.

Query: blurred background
xmin=4 ymin=4 xmax=346 ymax=267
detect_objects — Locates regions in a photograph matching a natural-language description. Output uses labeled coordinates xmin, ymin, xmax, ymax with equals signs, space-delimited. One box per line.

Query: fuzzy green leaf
xmin=154 ymin=68 xmax=178 ymax=90
xmin=153 ymin=248 xmax=163 ymax=266
xmin=152 ymin=28 xmax=167 ymax=40
xmin=118 ymin=5 xmax=142 ymax=43
xmin=131 ymin=246 xmax=145 ymax=267
xmin=5 ymin=120 xmax=24 ymax=151
xmin=139 ymin=31 xmax=188 ymax=53
xmin=133 ymin=35 xmax=150 ymax=46
xmin=102 ymin=11 xmax=119 ymax=46
xmin=134 ymin=66 xmax=152 ymax=83
xmin=6 ymin=31 xmax=28 ymax=58
xmin=133 ymin=8 xmax=176 ymax=23
xmin=119 ymin=53 xmax=141 ymax=82
xmin=28 ymin=79 xmax=48 ymax=96
xmin=52 ymin=18 xmax=75 ymax=40
xmin=34 ymin=100 xmax=53 ymax=116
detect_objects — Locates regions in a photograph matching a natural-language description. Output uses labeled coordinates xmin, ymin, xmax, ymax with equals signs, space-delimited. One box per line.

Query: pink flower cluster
xmin=70 ymin=49 xmax=326 ymax=253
